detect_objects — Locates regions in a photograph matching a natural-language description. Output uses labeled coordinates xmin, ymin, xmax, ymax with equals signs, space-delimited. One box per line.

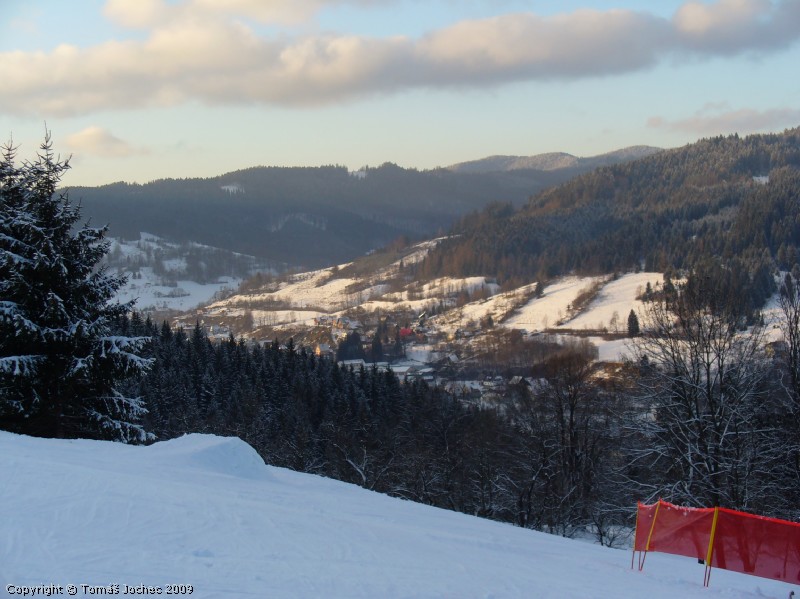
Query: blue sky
xmin=1 ymin=0 xmax=799 ymax=186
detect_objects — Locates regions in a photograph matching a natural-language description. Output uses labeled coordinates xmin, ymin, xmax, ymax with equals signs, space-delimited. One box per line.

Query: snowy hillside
xmin=197 ymin=237 xmax=663 ymax=362
xmin=106 ymin=233 xmax=264 ymax=313
xmin=1 ymin=432 xmax=795 ymax=599
xmin=205 ymin=238 xmax=660 ymax=337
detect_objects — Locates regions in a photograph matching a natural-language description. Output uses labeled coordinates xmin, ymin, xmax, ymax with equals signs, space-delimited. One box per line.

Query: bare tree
xmin=626 ymin=280 xmax=777 ymax=510
xmin=777 ymin=269 xmax=800 ymax=408
xmin=510 ymin=339 xmax=616 ymax=537
xmin=773 ymin=268 xmax=800 ymax=518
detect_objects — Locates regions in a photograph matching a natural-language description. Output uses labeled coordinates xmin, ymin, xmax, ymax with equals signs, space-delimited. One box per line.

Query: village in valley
xmin=145 ymin=238 xmax=671 ymax=409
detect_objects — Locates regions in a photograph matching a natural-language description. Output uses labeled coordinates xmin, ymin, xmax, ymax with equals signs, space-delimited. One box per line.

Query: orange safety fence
xmin=633 ymin=499 xmax=800 ymax=586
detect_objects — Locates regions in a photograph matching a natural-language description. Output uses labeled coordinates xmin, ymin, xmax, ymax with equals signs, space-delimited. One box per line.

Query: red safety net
xmin=711 ymin=508 xmax=800 ymax=582
xmin=634 ymin=500 xmax=800 ymax=585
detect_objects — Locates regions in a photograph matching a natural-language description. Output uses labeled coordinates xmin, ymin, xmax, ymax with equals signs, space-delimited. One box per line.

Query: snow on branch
xmin=0 ymin=355 xmax=43 ymax=376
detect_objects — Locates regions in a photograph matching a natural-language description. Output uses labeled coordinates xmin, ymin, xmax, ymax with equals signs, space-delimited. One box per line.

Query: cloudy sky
xmin=1 ymin=0 xmax=799 ymax=186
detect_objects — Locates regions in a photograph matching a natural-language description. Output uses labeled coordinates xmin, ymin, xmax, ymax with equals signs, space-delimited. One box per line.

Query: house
xmin=339 ymin=359 xmax=367 ymax=369
xmin=508 ymin=376 xmax=530 ymax=388
xmin=315 ymin=343 xmax=333 ymax=358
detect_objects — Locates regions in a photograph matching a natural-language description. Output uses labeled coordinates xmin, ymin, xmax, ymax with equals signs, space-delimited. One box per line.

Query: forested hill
xmin=71 ymin=151 xmax=655 ymax=270
xmin=71 ymin=164 xmax=541 ymax=269
xmin=417 ymin=128 xmax=800 ymax=313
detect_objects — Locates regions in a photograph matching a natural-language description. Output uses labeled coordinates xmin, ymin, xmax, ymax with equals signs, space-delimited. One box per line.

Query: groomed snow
xmin=1 ymin=432 xmax=795 ymax=599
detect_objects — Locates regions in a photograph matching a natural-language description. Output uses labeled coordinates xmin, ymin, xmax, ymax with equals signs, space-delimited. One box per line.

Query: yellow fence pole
xmin=645 ymin=500 xmax=661 ymax=551
xmin=704 ymin=507 xmax=720 ymax=587
xmin=631 ymin=504 xmax=641 ymax=570
xmin=639 ymin=500 xmax=662 ymax=571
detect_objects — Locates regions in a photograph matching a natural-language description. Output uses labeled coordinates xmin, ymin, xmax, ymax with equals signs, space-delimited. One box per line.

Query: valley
xmin=120 ymin=128 xmax=800 ymax=408
xmin=162 ymin=237 xmax=664 ymax=405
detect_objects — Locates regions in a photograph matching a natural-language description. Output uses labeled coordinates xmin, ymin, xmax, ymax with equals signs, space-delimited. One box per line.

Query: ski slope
xmin=1 ymin=432 xmax=795 ymax=599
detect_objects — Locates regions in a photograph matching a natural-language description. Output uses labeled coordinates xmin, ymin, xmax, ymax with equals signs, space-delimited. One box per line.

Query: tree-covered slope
xmin=417 ymin=128 xmax=800 ymax=312
xmin=71 ymin=148 xmax=661 ymax=270
xmin=71 ymin=164 xmax=543 ymax=269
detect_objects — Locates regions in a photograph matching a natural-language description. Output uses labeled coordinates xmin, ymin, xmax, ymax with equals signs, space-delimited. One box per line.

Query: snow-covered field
xmin=559 ymin=272 xmax=662 ymax=331
xmin=213 ymin=267 xmax=360 ymax=312
xmin=495 ymin=273 xmax=662 ymax=361
xmin=1 ymin=432 xmax=795 ymax=599
xmin=503 ymin=276 xmax=600 ymax=331
xmin=115 ymin=270 xmax=240 ymax=313
xmin=502 ymin=273 xmax=662 ymax=333
xmin=108 ymin=234 xmax=246 ymax=313
xmin=198 ymin=228 xmax=664 ymax=362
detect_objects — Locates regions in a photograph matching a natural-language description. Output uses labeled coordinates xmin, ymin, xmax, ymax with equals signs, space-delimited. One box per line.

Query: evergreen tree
xmin=0 ymin=134 xmax=151 ymax=442
xmin=370 ymin=331 xmax=384 ymax=363
xmin=627 ymin=309 xmax=640 ymax=337
xmin=336 ymin=332 xmax=366 ymax=362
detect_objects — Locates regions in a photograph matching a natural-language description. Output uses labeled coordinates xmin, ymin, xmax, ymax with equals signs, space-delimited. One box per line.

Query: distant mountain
xmin=72 ymin=147 xmax=660 ymax=271
xmin=446 ymin=146 xmax=662 ymax=174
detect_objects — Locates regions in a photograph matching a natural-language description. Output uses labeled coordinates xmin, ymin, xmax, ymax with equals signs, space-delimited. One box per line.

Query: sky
xmin=1 ymin=0 xmax=799 ymax=186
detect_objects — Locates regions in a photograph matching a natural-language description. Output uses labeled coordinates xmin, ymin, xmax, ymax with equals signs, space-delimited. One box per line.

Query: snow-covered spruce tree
xmin=0 ymin=134 xmax=152 ymax=442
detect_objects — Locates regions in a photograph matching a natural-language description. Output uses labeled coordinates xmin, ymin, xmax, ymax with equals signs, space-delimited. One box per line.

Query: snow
xmin=591 ymin=336 xmax=634 ymax=362
xmin=559 ymin=272 xmax=662 ymax=332
xmin=108 ymin=234 xmax=248 ymax=313
xmin=214 ymin=267 xmax=359 ymax=312
xmin=210 ymin=239 xmax=462 ymax=317
xmin=391 ymin=238 xmax=442 ymax=267
xmin=115 ymin=270 xmax=241 ymax=313
xmin=420 ymin=276 xmax=493 ymax=297
xmin=497 ymin=273 xmax=663 ymax=362
xmin=1 ymin=432 xmax=796 ymax=599
xmin=499 ymin=273 xmax=662 ymax=334
xmin=251 ymin=309 xmax=328 ymax=328
xmin=503 ymin=276 xmax=600 ymax=331
xmin=404 ymin=344 xmax=439 ymax=363
xmin=454 ymin=284 xmax=534 ymax=327
xmin=762 ymin=280 xmax=791 ymax=344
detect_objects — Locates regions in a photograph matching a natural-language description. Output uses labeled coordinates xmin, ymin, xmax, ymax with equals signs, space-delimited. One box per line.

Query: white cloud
xmin=103 ymin=0 xmax=175 ymax=28
xmin=1 ymin=1 xmax=799 ymax=117
xmin=674 ymin=0 xmax=769 ymax=35
xmin=105 ymin=0 xmax=401 ymax=27
xmin=648 ymin=105 xmax=800 ymax=135
xmin=673 ymin=0 xmax=800 ymax=54
xmin=66 ymin=126 xmax=146 ymax=158
xmin=189 ymin=0 xmax=325 ymax=24
xmin=416 ymin=10 xmax=670 ymax=82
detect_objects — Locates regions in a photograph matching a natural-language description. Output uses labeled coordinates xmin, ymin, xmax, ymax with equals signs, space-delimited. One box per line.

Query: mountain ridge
xmin=72 ymin=145 xmax=663 ymax=270
xmin=446 ymin=145 xmax=662 ymax=173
